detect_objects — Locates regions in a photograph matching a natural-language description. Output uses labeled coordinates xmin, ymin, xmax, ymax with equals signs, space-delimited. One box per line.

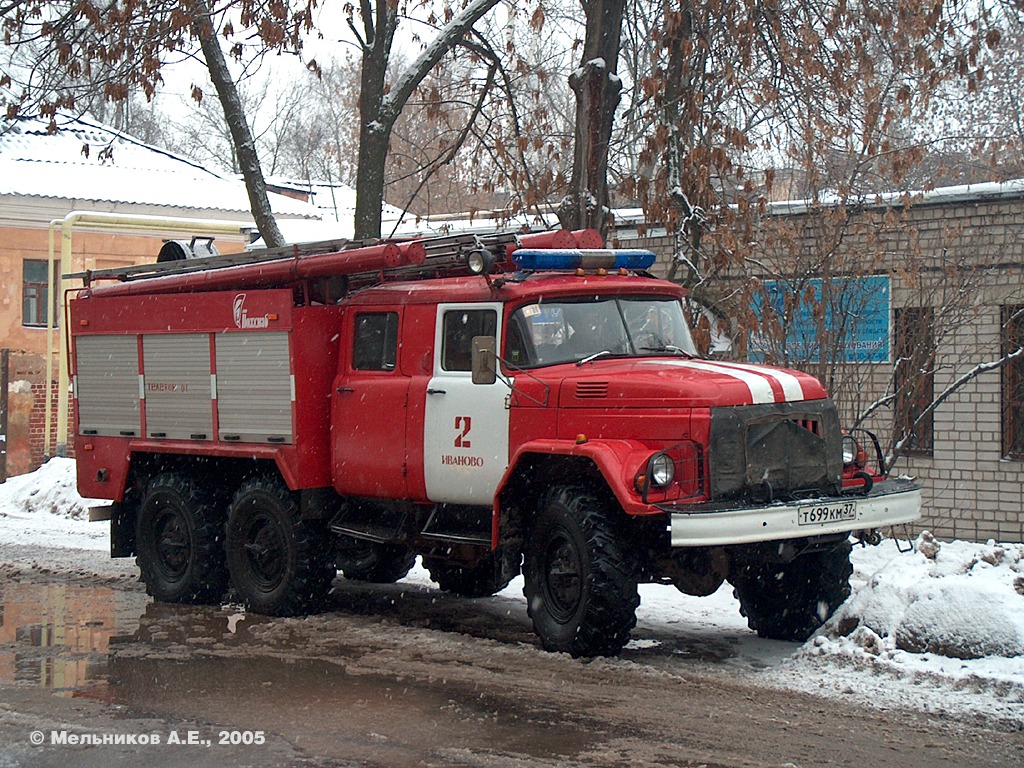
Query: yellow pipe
xmin=45 ymin=223 xmax=57 ymax=456
xmin=46 ymin=212 xmax=250 ymax=457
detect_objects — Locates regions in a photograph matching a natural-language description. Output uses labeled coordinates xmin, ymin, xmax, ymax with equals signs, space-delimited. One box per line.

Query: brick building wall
xmin=629 ymin=190 xmax=1024 ymax=543
xmin=26 ymin=381 xmax=74 ymax=468
xmin=2 ymin=352 xmax=74 ymax=478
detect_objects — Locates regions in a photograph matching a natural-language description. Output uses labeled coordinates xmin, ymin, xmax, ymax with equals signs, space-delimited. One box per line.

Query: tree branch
xmin=885 ymin=346 xmax=1024 ymax=471
xmin=377 ymin=0 xmax=500 ymax=128
xmin=387 ymin=60 xmax=498 ymax=237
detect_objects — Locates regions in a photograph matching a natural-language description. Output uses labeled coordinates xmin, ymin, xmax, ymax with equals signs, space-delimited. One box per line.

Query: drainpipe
xmin=45 ymin=212 xmax=251 ymax=457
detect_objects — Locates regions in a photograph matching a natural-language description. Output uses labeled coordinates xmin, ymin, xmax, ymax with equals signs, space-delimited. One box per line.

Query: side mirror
xmin=471 ymin=336 xmax=497 ymax=385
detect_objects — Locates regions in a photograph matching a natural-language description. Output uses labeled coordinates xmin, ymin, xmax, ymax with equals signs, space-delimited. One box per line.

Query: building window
xmin=893 ymin=306 xmax=934 ymax=456
xmin=1002 ymin=306 xmax=1024 ymax=460
xmin=22 ymin=260 xmax=58 ymax=328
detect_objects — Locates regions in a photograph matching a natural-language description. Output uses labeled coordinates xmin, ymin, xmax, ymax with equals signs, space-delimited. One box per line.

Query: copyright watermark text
xmin=30 ymin=730 xmax=266 ymax=747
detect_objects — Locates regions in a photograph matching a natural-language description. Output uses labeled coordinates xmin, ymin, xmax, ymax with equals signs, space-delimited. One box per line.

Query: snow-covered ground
xmin=2 ymin=458 xmax=1023 ymax=725
xmin=0 ymin=458 xmax=109 ymax=550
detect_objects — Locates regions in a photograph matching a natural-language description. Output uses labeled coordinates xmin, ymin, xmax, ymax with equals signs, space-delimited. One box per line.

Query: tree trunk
xmin=194 ymin=1 xmax=284 ymax=248
xmin=662 ymin=0 xmax=706 ymax=288
xmin=557 ymin=0 xmax=626 ymax=237
xmin=352 ymin=0 xmax=397 ymax=241
xmin=354 ymin=121 xmax=391 ymax=240
xmin=352 ymin=0 xmax=501 ymax=240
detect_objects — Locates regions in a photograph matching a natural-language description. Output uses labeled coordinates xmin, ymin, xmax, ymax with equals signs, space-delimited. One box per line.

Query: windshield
xmin=505 ymin=296 xmax=699 ymax=367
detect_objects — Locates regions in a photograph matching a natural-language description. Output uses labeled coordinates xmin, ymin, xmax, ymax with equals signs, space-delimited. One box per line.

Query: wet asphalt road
xmin=0 ymin=549 xmax=1021 ymax=768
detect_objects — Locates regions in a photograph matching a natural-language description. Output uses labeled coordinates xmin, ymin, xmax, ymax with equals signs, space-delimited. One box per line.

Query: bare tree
xmin=1 ymin=0 xmax=318 ymax=247
xmin=347 ymin=0 xmax=503 ymax=239
xmin=556 ymin=0 xmax=625 ymax=236
xmin=193 ymin=0 xmax=282 ymax=246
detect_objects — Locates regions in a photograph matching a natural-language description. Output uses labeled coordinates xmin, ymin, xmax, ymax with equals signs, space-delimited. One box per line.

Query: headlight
xmin=649 ymin=453 xmax=675 ymax=487
xmin=842 ymin=435 xmax=860 ymax=466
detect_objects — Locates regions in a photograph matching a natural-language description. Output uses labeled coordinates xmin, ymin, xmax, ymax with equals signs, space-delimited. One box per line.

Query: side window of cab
xmin=353 ymin=312 xmax=399 ymax=371
xmin=442 ymin=309 xmax=496 ymax=371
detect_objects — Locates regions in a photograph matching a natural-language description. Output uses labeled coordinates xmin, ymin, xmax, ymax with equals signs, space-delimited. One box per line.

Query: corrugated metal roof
xmin=0 ymin=114 xmax=319 ymax=218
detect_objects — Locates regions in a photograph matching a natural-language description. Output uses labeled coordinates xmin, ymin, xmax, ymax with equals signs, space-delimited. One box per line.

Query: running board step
xmin=418 ymin=530 xmax=491 ymax=546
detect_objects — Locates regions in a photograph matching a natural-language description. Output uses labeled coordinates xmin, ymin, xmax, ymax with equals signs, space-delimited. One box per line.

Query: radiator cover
xmin=709 ymin=401 xmax=843 ymax=502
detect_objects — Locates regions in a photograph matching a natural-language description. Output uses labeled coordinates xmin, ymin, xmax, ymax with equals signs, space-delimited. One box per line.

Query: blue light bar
xmin=612 ymin=249 xmax=658 ymax=270
xmin=513 ymin=248 xmax=657 ymax=271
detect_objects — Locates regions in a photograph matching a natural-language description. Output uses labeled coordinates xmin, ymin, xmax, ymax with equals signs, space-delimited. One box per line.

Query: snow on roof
xmin=263 ymin=177 xmax=407 ymax=229
xmin=0 ymin=114 xmax=320 ymax=219
xmin=768 ymin=178 xmax=1024 ymax=216
xmin=381 ymin=208 xmax=560 ymax=239
xmin=246 ymin=217 xmax=353 ymax=249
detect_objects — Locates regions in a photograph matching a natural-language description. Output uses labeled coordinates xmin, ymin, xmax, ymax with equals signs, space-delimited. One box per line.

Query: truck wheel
xmin=225 ymin=477 xmax=335 ymax=616
xmin=730 ymin=539 xmax=853 ymax=641
xmin=336 ymin=536 xmax=416 ymax=583
xmin=523 ymin=486 xmax=639 ymax=657
xmin=424 ymin=549 xmax=520 ymax=598
xmin=135 ymin=472 xmax=228 ymax=604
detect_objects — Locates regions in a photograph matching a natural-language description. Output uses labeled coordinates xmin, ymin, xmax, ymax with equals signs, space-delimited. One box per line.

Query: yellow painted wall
xmin=1 ymin=224 xmax=246 ymax=357
xmin=1 ymin=223 xmax=247 ymax=475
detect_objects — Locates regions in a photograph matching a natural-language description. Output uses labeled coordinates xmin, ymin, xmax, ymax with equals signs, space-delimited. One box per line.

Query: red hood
xmin=553 ymin=358 xmax=828 ymax=408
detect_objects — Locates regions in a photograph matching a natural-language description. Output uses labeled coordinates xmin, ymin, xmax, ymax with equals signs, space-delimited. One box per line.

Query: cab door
xmin=332 ymin=309 xmax=409 ymax=498
xmin=422 ymin=303 xmax=509 ymax=505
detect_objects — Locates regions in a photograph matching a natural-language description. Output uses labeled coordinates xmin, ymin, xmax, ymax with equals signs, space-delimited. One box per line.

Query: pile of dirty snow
xmin=0 ymin=457 xmax=98 ymax=521
xmin=816 ymin=532 xmax=1024 ymax=660
xmin=0 ymin=457 xmax=108 ymax=549
xmin=771 ymin=533 xmax=1024 ymax=724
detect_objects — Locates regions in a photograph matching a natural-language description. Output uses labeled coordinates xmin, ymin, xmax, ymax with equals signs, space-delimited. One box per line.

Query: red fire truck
xmin=70 ymin=230 xmax=920 ymax=657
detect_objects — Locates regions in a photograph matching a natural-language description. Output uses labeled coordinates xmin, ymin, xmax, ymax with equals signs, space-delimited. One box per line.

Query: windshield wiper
xmin=576 ymin=350 xmax=614 ymax=365
xmin=640 ymin=345 xmax=695 ymax=358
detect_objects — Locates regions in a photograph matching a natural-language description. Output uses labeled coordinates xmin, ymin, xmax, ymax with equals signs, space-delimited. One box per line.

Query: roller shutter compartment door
xmin=75 ymin=335 xmax=140 ymax=438
xmin=143 ymin=334 xmax=213 ymax=440
xmin=215 ymin=331 xmax=293 ymax=444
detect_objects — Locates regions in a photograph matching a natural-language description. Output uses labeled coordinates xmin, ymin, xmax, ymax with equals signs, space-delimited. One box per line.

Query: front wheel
xmin=730 ymin=539 xmax=853 ymax=641
xmin=225 ymin=477 xmax=335 ymax=616
xmin=523 ymin=486 xmax=639 ymax=657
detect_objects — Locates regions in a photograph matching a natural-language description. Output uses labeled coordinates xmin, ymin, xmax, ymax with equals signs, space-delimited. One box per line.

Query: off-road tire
xmin=225 ymin=477 xmax=335 ymax=616
xmin=730 ymin=539 xmax=853 ymax=641
xmin=336 ymin=537 xmax=416 ymax=583
xmin=135 ymin=472 xmax=228 ymax=604
xmin=523 ymin=486 xmax=640 ymax=657
xmin=424 ymin=549 xmax=520 ymax=598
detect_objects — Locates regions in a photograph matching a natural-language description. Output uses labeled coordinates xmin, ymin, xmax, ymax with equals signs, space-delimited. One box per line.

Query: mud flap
xmin=110 ymin=502 xmax=136 ymax=558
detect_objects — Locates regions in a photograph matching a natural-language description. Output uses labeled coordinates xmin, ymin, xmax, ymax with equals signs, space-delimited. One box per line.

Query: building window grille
xmin=1002 ymin=305 xmax=1024 ymax=460
xmin=893 ymin=306 xmax=934 ymax=456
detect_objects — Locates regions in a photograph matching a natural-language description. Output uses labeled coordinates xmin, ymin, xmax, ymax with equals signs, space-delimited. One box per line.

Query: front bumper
xmin=666 ymin=478 xmax=921 ymax=547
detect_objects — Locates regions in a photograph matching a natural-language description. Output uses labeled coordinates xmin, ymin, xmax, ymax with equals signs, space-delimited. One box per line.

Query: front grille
xmin=792 ymin=418 xmax=819 ymax=435
xmin=709 ymin=402 xmax=842 ymax=502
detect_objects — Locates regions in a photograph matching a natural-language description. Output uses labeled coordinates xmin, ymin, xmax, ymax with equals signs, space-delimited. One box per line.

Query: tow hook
xmin=853 ymin=471 xmax=873 ymax=495
xmin=855 ymin=529 xmax=882 ymax=547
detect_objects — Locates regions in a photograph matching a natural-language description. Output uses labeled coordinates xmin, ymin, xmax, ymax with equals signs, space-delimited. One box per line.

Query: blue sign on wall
xmin=750 ymin=275 xmax=890 ymax=363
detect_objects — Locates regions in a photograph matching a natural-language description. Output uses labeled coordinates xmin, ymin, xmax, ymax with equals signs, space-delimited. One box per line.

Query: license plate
xmin=797 ymin=501 xmax=857 ymax=526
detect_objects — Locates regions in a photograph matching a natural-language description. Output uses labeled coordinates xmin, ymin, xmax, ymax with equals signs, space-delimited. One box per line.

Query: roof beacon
xmin=513 ymin=248 xmax=657 ymax=272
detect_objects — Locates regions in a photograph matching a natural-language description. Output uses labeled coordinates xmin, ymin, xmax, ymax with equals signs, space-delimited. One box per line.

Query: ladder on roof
xmin=66 ymin=231 xmax=522 ymax=286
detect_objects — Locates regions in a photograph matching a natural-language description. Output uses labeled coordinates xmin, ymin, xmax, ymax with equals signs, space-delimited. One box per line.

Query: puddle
xmin=103 ymin=654 xmax=598 ymax=764
xmin=0 ymin=581 xmax=149 ymax=693
xmin=0 ymin=581 xmax=600 ymax=765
